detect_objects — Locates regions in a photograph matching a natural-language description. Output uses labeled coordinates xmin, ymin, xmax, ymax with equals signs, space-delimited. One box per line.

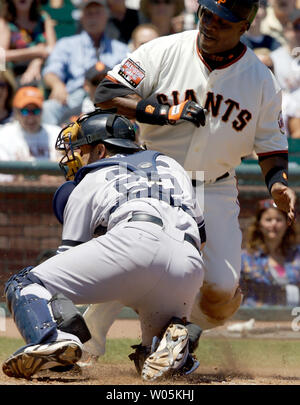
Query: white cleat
xmin=2 ymin=340 xmax=82 ymax=379
xmin=142 ymin=324 xmax=189 ymax=381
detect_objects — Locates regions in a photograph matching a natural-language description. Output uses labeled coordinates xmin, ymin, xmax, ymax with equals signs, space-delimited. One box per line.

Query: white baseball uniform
xmin=84 ymin=30 xmax=288 ymax=353
xmin=32 ymin=151 xmax=205 ymax=345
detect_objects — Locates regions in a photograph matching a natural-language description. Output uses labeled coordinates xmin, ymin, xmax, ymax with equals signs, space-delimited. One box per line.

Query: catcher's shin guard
xmin=5 ymin=267 xmax=91 ymax=345
xmin=5 ymin=267 xmax=58 ymax=344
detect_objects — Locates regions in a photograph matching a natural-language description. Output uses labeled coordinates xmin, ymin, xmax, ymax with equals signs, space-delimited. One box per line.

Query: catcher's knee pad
xmin=49 ymin=293 xmax=91 ymax=344
xmin=5 ymin=267 xmax=91 ymax=345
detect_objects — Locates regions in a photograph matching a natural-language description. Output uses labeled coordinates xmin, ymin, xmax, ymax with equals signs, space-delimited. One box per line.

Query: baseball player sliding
xmin=2 ymin=110 xmax=205 ymax=381
xmin=83 ymin=0 xmax=296 ymax=364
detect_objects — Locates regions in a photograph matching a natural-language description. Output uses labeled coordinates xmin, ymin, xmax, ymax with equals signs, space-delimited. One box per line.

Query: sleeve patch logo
xmin=278 ymin=111 xmax=285 ymax=135
xmin=118 ymin=59 xmax=145 ymax=88
xmin=145 ymin=105 xmax=155 ymax=114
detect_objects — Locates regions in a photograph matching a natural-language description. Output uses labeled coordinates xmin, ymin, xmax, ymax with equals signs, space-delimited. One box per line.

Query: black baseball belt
xmin=192 ymin=171 xmax=229 ymax=187
xmin=128 ymin=213 xmax=199 ymax=253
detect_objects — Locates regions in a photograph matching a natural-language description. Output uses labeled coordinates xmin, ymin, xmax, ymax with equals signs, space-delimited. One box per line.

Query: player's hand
xmin=271 ymin=182 xmax=297 ymax=225
xmin=168 ymin=100 xmax=207 ymax=127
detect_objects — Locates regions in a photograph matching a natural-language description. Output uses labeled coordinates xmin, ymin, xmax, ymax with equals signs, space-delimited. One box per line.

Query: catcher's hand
xmin=168 ymin=100 xmax=207 ymax=127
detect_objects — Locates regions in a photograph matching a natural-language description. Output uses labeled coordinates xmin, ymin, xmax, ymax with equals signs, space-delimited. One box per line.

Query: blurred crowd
xmin=0 ymin=0 xmax=298 ymax=162
xmin=0 ymin=0 xmax=299 ymax=307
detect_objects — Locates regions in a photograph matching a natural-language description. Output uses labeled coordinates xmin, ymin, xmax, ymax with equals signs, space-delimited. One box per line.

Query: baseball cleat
xmin=2 ymin=340 xmax=82 ymax=379
xmin=142 ymin=324 xmax=189 ymax=381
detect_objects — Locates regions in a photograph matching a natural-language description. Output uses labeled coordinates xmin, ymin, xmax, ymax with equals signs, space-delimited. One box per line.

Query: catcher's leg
xmin=2 ymin=267 xmax=90 ymax=379
xmin=127 ymin=227 xmax=204 ymax=381
xmin=129 ymin=238 xmax=204 ymax=381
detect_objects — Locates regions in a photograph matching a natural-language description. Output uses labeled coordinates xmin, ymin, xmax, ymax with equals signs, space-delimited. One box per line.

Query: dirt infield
xmin=0 ymin=318 xmax=143 ymax=340
xmin=1 ymin=319 xmax=300 ymax=386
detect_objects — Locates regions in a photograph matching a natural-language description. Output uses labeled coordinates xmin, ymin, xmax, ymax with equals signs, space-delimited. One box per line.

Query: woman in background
xmin=0 ymin=70 xmax=16 ymax=125
xmin=0 ymin=0 xmax=56 ymax=85
xmin=241 ymin=199 xmax=300 ymax=307
xmin=139 ymin=0 xmax=185 ymax=36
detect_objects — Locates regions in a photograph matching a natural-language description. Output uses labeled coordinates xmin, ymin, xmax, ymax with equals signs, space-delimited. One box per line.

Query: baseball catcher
xmin=2 ymin=109 xmax=205 ymax=381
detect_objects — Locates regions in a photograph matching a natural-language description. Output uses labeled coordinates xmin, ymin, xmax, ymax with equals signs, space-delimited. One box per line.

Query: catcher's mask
xmin=55 ymin=109 xmax=142 ymax=180
xmin=197 ymin=0 xmax=259 ymax=27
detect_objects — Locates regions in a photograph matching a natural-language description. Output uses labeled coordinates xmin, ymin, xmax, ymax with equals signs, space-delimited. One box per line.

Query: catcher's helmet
xmin=56 ymin=109 xmax=142 ymax=180
xmin=197 ymin=0 xmax=259 ymax=25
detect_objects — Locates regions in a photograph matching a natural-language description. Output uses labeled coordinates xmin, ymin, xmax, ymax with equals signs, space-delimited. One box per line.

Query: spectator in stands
xmin=139 ymin=0 xmax=185 ymax=36
xmin=270 ymin=9 xmax=300 ymax=136
xmin=270 ymin=9 xmax=300 ymax=93
xmin=42 ymin=0 xmax=128 ymax=126
xmin=240 ymin=199 xmax=300 ymax=307
xmin=285 ymin=88 xmax=300 ymax=138
xmin=41 ymin=0 xmax=79 ymax=40
xmin=105 ymin=0 xmax=140 ymax=44
xmin=254 ymin=48 xmax=274 ymax=72
xmin=0 ymin=70 xmax=17 ymax=125
xmin=0 ymin=0 xmax=56 ymax=85
xmin=0 ymin=86 xmax=61 ymax=176
xmin=59 ymin=61 xmax=110 ymax=125
xmin=261 ymin=0 xmax=298 ymax=46
xmin=129 ymin=23 xmax=160 ymax=51
xmin=241 ymin=0 xmax=281 ymax=51
xmin=81 ymin=62 xmax=110 ymax=114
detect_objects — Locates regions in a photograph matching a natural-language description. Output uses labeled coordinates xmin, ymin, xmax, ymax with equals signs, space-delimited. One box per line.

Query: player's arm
xmin=97 ymin=91 xmax=141 ymax=120
xmin=95 ymin=77 xmax=206 ymax=127
xmin=258 ymin=152 xmax=296 ymax=224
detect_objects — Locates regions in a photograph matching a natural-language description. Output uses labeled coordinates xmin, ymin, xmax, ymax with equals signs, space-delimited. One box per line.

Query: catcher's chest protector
xmin=53 ymin=150 xmax=163 ymax=224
